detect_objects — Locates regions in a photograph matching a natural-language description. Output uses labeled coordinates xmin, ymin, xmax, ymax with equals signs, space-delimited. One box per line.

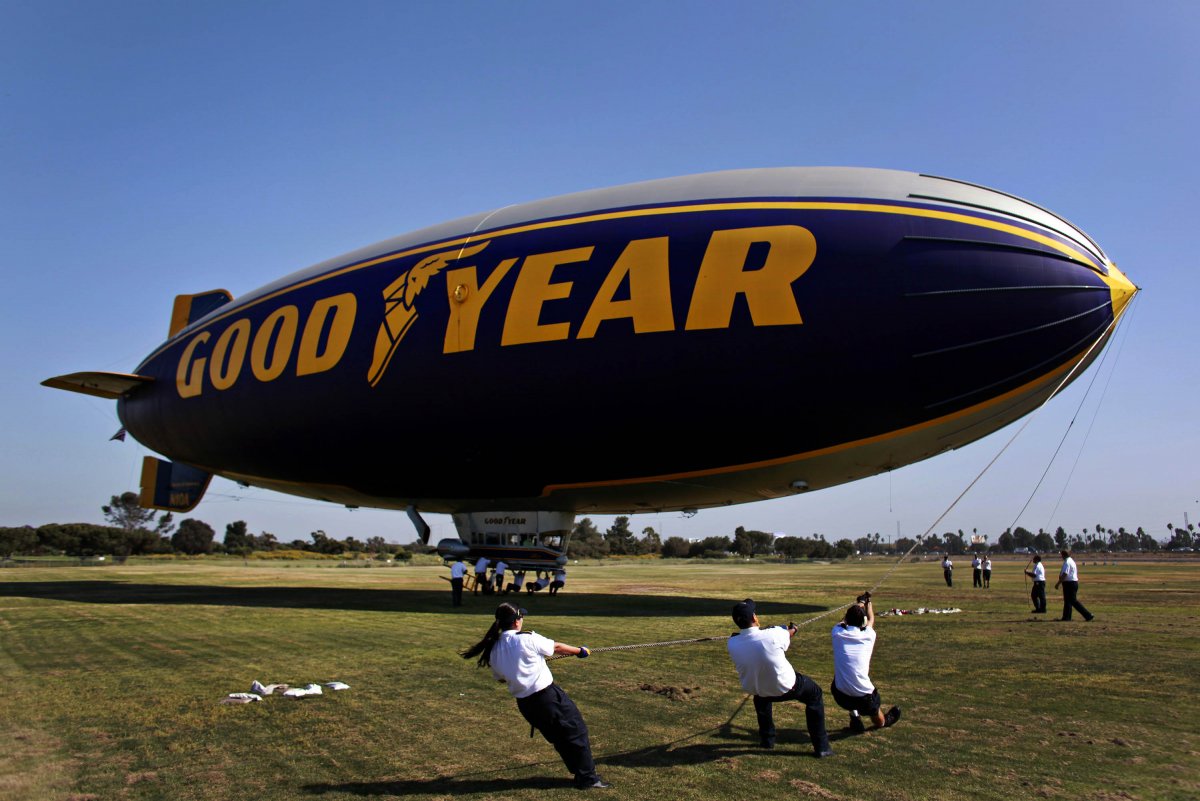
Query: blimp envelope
xmin=46 ymin=167 xmax=1136 ymax=517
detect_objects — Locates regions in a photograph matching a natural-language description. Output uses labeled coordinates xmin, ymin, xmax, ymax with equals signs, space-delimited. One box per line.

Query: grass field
xmin=1 ymin=557 xmax=1198 ymax=801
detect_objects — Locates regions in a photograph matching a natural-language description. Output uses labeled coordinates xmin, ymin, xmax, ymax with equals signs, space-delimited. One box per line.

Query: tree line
xmin=3 ymin=492 xmax=1194 ymax=561
xmin=0 ymin=492 xmax=413 ymax=560
xmin=566 ymin=517 xmax=1198 ymax=560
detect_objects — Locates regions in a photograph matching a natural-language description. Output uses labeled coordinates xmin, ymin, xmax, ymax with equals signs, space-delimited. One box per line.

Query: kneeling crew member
xmin=726 ymin=599 xmax=833 ymax=757
xmin=830 ymin=592 xmax=900 ymax=733
xmin=461 ymin=603 xmax=610 ymax=790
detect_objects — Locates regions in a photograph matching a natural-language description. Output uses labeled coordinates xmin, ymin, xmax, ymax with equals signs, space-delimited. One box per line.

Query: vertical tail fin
xmin=140 ymin=456 xmax=212 ymax=512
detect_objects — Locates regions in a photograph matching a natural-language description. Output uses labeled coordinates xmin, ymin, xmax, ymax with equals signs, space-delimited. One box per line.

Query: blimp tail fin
xmin=139 ymin=456 xmax=213 ymax=513
xmin=41 ymin=371 xmax=154 ymax=400
xmin=169 ymin=289 xmax=232 ymax=337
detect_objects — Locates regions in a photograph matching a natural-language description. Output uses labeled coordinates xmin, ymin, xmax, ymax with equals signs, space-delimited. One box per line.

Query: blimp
xmin=44 ymin=167 xmax=1136 ymax=569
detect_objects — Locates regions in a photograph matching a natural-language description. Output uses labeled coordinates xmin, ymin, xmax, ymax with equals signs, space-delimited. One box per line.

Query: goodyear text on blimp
xmin=175 ymin=223 xmax=816 ymax=397
xmin=443 ymin=224 xmax=816 ymax=353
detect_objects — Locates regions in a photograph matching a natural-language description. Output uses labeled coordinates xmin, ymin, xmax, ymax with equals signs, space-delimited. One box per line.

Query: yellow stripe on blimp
xmin=146 ymin=200 xmax=1102 ymax=361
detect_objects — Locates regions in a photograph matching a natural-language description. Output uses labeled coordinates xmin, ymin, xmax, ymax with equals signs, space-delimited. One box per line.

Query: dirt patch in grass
xmin=788 ymin=778 xmax=844 ymax=799
xmin=125 ymin=770 xmax=159 ymax=785
xmin=639 ymin=683 xmax=701 ymax=701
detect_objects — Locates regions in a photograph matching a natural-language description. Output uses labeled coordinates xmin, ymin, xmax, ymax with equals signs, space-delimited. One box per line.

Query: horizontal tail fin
xmin=139 ymin=456 xmax=212 ymax=512
xmin=169 ymin=289 xmax=232 ymax=337
xmin=41 ymin=371 xmax=153 ymax=400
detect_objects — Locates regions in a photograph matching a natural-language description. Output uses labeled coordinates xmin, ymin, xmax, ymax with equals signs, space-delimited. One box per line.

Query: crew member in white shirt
xmin=726 ymin=599 xmax=832 ymax=756
xmin=972 ymin=555 xmax=983 ymax=588
xmin=1054 ymin=550 xmax=1094 ymax=621
xmin=473 ymin=556 xmax=490 ymax=595
xmin=982 ymin=556 xmax=992 ymax=588
xmin=449 ymin=559 xmax=466 ymax=607
xmin=1024 ymin=554 xmax=1047 ymax=613
xmin=507 ymin=570 xmax=526 ymax=594
xmin=942 ymin=556 xmax=954 ymax=587
xmin=461 ymin=603 xmax=610 ymax=790
xmin=493 ymin=560 xmax=508 ymax=594
xmin=830 ymin=592 xmax=900 ymax=733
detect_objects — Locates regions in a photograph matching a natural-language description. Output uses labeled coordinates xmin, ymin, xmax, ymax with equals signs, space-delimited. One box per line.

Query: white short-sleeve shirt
xmin=1032 ymin=562 xmax=1046 ymax=581
xmin=494 ymin=561 xmax=507 ymax=576
xmin=972 ymin=557 xmax=981 ymax=568
xmin=1060 ymin=557 xmax=1079 ymax=581
xmin=943 ymin=558 xmax=953 ymax=570
xmin=474 ymin=557 xmax=490 ymax=573
xmin=831 ymin=624 xmax=877 ymax=696
xmin=727 ymin=626 xmax=796 ymax=697
xmin=451 ymin=561 xmax=466 ymax=578
xmin=983 ymin=559 xmax=992 ymax=570
xmin=490 ymin=629 xmax=555 ymax=698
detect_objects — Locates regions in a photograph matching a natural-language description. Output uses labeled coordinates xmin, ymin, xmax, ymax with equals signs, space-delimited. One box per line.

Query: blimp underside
xmin=48 ymin=168 xmax=1134 ymax=519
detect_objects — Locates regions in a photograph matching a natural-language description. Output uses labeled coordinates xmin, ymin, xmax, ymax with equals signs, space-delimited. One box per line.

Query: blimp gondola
xmin=43 ymin=167 xmax=1136 ymax=566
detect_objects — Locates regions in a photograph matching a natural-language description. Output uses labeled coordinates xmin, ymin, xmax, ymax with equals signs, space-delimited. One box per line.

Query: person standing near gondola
xmin=461 ymin=603 xmax=611 ymax=790
xmin=449 ymin=558 xmax=466 ymax=607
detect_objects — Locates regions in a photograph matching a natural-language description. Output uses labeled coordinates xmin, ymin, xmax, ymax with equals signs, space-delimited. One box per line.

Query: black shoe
xmin=1085 ymin=615 xmax=1095 ymax=622
xmin=849 ymin=716 xmax=866 ymax=734
xmin=759 ymin=740 xmax=775 ymax=750
xmin=814 ymin=748 xmax=835 ymax=758
xmin=575 ymin=778 xmax=611 ymax=790
xmin=884 ymin=706 xmax=902 ymax=727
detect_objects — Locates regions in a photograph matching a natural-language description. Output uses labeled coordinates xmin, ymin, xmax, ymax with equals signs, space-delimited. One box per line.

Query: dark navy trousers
xmin=1060 ymin=581 xmax=1092 ymax=620
xmin=752 ymin=674 xmax=831 ymax=754
xmin=516 ymin=683 xmax=600 ymax=786
xmin=1031 ymin=580 xmax=1046 ymax=613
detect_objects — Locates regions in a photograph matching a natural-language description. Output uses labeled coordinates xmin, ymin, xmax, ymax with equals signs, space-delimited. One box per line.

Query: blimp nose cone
xmin=1103 ymin=261 xmax=1138 ymax=318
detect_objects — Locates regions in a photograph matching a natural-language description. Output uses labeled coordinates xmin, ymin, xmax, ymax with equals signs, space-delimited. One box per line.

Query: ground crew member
xmin=942 ymin=555 xmax=954 ymax=587
xmin=830 ymin=592 xmax=900 ymax=733
xmin=726 ymin=598 xmax=833 ymax=757
xmin=473 ymin=556 xmax=490 ymax=595
xmin=461 ymin=603 xmax=610 ymax=790
xmin=972 ymin=554 xmax=983 ymax=588
xmin=449 ymin=559 xmax=466 ymax=607
xmin=1055 ymin=550 xmax=1094 ymax=621
xmin=1024 ymin=555 xmax=1047 ymax=613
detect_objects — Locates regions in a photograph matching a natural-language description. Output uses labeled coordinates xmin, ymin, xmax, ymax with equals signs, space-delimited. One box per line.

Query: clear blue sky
xmin=3 ymin=2 xmax=1196 ymax=546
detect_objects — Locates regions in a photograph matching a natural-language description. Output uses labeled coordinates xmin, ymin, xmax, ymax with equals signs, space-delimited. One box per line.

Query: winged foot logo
xmin=367 ymin=242 xmax=490 ymax=387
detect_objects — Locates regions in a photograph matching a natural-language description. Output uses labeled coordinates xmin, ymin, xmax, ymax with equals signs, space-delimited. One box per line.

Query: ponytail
xmin=461 ymin=619 xmax=502 ymax=668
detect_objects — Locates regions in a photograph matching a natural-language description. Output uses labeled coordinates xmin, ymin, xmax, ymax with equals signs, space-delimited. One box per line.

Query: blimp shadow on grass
xmin=44 ymin=167 xmax=1137 ymax=570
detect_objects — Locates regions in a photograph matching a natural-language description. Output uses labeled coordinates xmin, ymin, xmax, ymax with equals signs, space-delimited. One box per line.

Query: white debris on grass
xmin=881 ymin=607 xmax=963 ymax=616
xmin=250 ymin=680 xmax=290 ymax=695
xmin=222 ymin=680 xmax=349 ymax=704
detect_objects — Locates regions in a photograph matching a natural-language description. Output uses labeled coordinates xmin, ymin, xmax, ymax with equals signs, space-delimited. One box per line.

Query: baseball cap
xmin=731 ymin=598 xmax=757 ymax=628
xmin=495 ymin=605 xmax=527 ymax=627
